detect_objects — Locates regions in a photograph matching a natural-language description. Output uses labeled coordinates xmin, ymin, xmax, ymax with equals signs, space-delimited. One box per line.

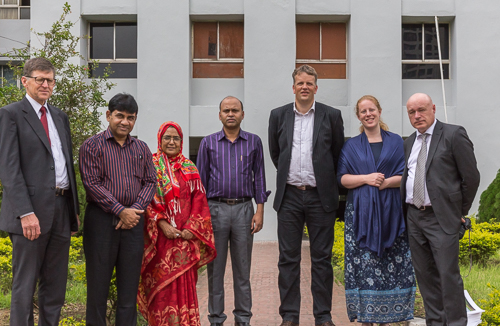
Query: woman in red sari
xmin=138 ymin=121 xmax=216 ymax=326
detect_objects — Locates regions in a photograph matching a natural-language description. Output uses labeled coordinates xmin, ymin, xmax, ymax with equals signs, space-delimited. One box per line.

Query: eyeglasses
xmin=163 ymin=136 xmax=181 ymax=143
xmin=25 ymin=76 xmax=56 ymax=86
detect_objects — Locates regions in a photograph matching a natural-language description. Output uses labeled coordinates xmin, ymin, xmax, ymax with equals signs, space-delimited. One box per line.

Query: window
xmin=0 ymin=0 xmax=29 ymax=19
xmin=402 ymin=23 xmax=450 ymax=79
xmin=296 ymin=23 xmax=346 ymax=79
xmin=0 ymin=64 xmax=20 ymax=87
xmin=88 ymin=22 xmax=137 ymax=78
xmin=192 ymin=22 xmax=244 ymax=78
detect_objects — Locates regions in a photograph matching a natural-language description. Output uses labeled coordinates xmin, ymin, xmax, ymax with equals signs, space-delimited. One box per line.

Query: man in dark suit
xmin=0 ymin=57 xmax=80 ymax=326
xmin=401 ymin=93 xmax=480 ymax=326
xmin=268 ymin=65 xmax=344 ymax=326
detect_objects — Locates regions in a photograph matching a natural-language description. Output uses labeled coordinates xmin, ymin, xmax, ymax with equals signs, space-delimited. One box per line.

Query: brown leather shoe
xmin=280 ymin=321 xmax=299 ymax=326
xmin=316 ymin=321 xmax=336 ymax=326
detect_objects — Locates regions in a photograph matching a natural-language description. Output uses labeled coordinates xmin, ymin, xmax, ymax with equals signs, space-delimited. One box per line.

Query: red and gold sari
xmin=138 ymin=121 xmax=216 ymax=326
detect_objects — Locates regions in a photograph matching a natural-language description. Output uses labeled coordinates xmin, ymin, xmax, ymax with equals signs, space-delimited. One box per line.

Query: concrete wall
xmin=3 ymin=0 xmax=499 ymax=240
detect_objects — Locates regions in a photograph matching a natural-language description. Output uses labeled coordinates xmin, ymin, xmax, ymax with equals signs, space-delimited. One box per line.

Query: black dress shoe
xmin=235 ymin=323 xmax=250 ymax=326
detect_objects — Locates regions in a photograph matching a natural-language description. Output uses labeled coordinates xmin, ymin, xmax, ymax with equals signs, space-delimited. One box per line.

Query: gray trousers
xmin=207 ymin=200 xmax=254 ymax=324
xmin=9 ymin=195 xmax=71 ymax=326
xmin=407 ymin=206 xmax=467 ymax=326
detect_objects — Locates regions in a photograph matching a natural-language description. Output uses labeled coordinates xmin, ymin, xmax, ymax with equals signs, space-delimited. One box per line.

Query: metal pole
xmin=435 ymin=16 xmax=448 ymax=123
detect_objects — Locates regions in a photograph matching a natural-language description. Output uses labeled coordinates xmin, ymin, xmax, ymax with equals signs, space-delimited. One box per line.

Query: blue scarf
xmin=338 ymin=130 xmax=406 ymax=256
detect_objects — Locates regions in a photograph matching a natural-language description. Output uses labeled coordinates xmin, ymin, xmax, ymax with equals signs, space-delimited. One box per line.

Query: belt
xmin=55 ymin=187 xmax=69 ymax=197
xmin=409 ymin=204 xmax=433 ymax=211
xmin=287 ymin=184 xmax=316 ymax=190
xmin=209 ymin=197 xmax=252 ymax=205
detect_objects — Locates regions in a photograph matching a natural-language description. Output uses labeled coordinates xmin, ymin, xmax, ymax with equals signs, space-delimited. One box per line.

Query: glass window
xmin=296 ymin=22 xmax=347 ymax=79
xmin=0 ymin=0 xmax=30 ymax=20
xmin=192 ymin=21 xmax=244 ymax=78
xmin=89 ymin=22 xmax=137 ymax=78
xmin=402 ymin=23 xmax=450 ymax=79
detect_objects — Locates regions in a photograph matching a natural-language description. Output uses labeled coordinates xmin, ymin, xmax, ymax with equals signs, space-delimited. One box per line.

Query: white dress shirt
xmin=405 ymin=118 xmax=437 ymax=206
xmin=26 ymin=94 xmax=69 ymax=189
xmin=287 ymin=101 xmax=316 ymax=187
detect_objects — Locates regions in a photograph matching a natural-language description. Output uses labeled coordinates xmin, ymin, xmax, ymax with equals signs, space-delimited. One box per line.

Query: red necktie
xmin=40 ymin=106 xmax=51 ymax=146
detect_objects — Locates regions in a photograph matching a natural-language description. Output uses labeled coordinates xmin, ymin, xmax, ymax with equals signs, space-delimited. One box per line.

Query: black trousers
xmin=277 ymin=185 xmax=335 ymax=324
xmin=83 ymin=203 xmax=144 ymax=326
xmin=407 ymin=205 xmax=467 ymax=326
xmin=9 ymin=195 xmax=71 ymax=326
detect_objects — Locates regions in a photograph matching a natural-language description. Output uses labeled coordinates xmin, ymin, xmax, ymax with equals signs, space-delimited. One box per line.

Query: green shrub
xmin=459 ymin=218 xmax=500 ymax=266
xmin=59 ymin=317 xmax=86 ymax=326
xmin=0 ymin=237 xmax=12 ymax=294
xmin=332 ymin=219 xmax=345 ymax=270
xmin=478 ymin=169 xmax=500 ymax=223
xmin=479 ymin=283 xmax=500 ymax=325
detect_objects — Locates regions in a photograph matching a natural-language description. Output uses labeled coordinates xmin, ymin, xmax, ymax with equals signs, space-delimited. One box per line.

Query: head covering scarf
xmin=153 ymin=121 xmax=199 ymax=219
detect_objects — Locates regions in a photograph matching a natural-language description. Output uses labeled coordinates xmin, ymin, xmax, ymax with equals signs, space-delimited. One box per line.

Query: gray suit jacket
xmin=401 ymin=120 xmax=480 ymax=234
xmin=268 ymin=102 xmax=344 ymax=212
xmin=0 ymin=97 xmax=79 ymax=235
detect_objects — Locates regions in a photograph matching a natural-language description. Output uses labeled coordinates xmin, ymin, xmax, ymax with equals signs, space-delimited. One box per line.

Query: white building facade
xmin=1 ymin=0 xmax=499 ymax=240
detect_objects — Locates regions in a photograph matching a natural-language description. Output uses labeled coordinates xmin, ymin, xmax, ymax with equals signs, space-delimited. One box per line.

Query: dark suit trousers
xmin=277 ymin=185 xmax=335 ymax=324
xmin=9 ymin=195 xmax=71 ymax=326
xmin=407 ymin=206 xmax=467 ymax=326
xmin=83 ymin=203 xmax=144 ymax=326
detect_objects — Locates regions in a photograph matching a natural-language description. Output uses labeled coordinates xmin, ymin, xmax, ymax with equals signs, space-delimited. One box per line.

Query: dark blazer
xmin=268 ymin=102 xmax=344 ymax=212
xmin=0 ymin=97 xmax=79 ymax=235
xmin=401 ymin=120 xmax=480 ymax=234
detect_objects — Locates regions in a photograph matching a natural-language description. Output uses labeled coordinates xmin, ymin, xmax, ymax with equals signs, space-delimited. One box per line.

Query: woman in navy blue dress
xmin=338 ymin=95 xmax=416 ymax=325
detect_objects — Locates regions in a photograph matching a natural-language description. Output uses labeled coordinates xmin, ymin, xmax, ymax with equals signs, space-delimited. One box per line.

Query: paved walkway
xmin=196 ymin=241 xmax=350 ymax=326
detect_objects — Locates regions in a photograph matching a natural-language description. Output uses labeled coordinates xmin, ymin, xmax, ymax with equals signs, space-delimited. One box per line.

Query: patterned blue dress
xmin=344 ymin=202 xmax=416 ymax=323
xmin=342 ymin=140 xmax=416 ymax=323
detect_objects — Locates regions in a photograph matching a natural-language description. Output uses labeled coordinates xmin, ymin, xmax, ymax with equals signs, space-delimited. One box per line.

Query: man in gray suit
xmin=268 ymin=65 xmax=344 ymax=326
xmin=401 ymin=93 xmax=480 ymax=326
xmin=0 ymin=57 xmax=80 ymax=326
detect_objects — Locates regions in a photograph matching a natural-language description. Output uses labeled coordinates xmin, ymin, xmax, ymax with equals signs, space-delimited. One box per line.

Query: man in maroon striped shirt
xmin=197 ymin=96 xmax=270 ymax=326
xmin=79 ymin=93 xmax=156 ymax=326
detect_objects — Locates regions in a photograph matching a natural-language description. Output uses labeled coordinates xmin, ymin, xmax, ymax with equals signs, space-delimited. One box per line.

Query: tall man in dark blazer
xmin=402 ymin=93 xmax=480 ymax=326
xmin=268 ymin=65 xmax=344 ymax=326
xmin=0 ymin=57 xmax=80 ymax=326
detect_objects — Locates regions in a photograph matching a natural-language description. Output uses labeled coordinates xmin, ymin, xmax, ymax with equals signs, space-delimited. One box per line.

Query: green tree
xmin=478 ymin=169 xmax=500 ymax=223
xmin=0 ymin=2 xmax=114 ymax=162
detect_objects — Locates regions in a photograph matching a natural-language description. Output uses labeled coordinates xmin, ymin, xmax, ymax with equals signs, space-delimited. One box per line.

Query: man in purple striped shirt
xmin=197 ymin=96 xmax=270 ymax=326
xmin=79 ymin=93 xmax=156 ymax=326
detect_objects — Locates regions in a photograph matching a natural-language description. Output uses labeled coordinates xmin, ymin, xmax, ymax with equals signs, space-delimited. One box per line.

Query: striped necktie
xmin=413 ymin=133 xmax=428 ymax=208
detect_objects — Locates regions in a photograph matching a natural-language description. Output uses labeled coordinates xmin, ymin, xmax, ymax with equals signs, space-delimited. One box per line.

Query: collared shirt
xmin=197 ymin=128 xmax=269 ymax=204
xmin=26 ymin=94 xmax=69 ymax=189
xmin=406 ymin=119 xmax=437 ymax=206
xmin=79 ymin=128 xmax=156 ymax=216
xmin=287 ymin=101 xmax=316 ymax=187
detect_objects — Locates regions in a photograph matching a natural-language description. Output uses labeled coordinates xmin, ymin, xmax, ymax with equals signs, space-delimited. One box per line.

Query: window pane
xmin=90 ymin=23 xmax=114 ymax=59
xmin=296 ymin=23 xmax=320 ymax=60
xmin=21 ymin=0 xmax=30 ymax=5
xmin=115 ymin=23 xmax=137 ymax=59
xmin=193 ymin=22 xmax=217 ymax=59
xmin=219 ymin=22 xmax=244 ymax=59
xmin=2 ymin=66 xmax=16 ymax=85
xmin=4 ymin=0 xmax=18 ymax=5
xmin=0 ymin=8 xmax=18 ymax=19
xmin=89 ymin=62 xmax=137 ymax=78
xmin=193 ymin=62 xmax=243 ymax=78
xmin=402 ymin=24 xmax=422 ymax=60
xmin=20 ymin=7 xmax=29 ymax=19
xmin=402 ymin=63 xmax=449 ymax=79
xmin=424 ymin=24 xmax=449 ymax=60
xmin=321 ymin=23 xmax=346 ymax=60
